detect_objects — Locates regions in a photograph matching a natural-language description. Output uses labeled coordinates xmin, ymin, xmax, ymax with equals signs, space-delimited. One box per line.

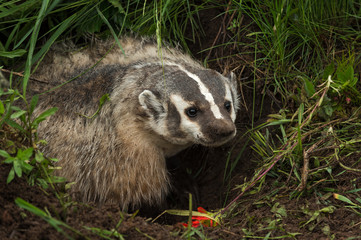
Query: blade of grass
xmin=31 ymin=13 xmax=77 ymax=66
xmin=15 ymin=197 xmax=86 ymax=240
xmin=23 ymin=0 xmax=49 ymax=97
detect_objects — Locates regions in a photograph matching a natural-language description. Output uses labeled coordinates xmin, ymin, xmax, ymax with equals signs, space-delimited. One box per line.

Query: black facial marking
xmin=167 ymin=101 xmax=186 ymax=138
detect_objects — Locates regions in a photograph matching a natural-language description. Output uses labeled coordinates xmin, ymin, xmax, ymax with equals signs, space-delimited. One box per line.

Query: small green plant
xmin=0 ymin=86 xmax=60 ymax=188
xmin=0 ymin=75 xmax=61 ymax=189
xmin=1 ymin=147 xmax=33 ymax=183
xmin=333 ymin=193 xmax=361 ymax=214
xmin=325 ymin=56 xmax=361 ymax=105
xmin=240 ymin=201 xmax=300 ymax=239
xmin=0 ymin=89 xmax=58 ymax=142
xmin=29 ymin=151 xmax=65 ymax=189
xmin=0 ymin=144 xmax=64 ymax=188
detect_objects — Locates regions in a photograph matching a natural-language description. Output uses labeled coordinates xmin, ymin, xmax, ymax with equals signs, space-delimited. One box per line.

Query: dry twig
xmin=1 ymin=68 xmax=48 ymax=84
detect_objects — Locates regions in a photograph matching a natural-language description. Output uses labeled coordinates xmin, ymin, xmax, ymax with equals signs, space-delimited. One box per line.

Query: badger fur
xmin=32 ymin=37 xmax=239 ymax=209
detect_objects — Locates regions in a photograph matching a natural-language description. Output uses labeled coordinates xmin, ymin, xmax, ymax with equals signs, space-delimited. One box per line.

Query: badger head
xmin=138 ymin=64 xmax=239 ymax=153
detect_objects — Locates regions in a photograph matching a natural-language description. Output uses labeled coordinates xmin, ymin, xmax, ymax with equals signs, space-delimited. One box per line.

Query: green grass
xmin=220 ymin=1 xmax=361 ymax=238
xmin=228 ymin=0 xmax=361 ymax=109
xmin=232 ymin=0 xmax=361 ymax=192
xmin=0 ymin=0 xmax=210 ymax=69
xmin=236 ymin=0 xmax=361 ymax=72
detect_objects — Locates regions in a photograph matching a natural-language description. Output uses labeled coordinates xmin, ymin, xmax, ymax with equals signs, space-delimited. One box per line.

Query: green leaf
xmin=15 ymin=197 xmax=47 ymax=217
xmin=35 ymin=152 xmax=44 ymax=163
xmin=319 ymin=206 xmax=336 ymax=213
xmin=52 ymin=176 xmax=66 ymax=183
xmin=13 ymin=159 xmax=22 ymax=177
xmin=298 ymin=103 xmax=304 ymax=124
xmin=30 ymin=95 xmax=39 ymax=115
xmin=4 ymin=156 xmax=15 ymax=164
xmin=17 ymin=147 xmax=33 ymax=161
xmin=323 ymin=105 xmax=333 ymax=117
xmin=271 ymin=202 xmax=287 ymax=217
xmin=337 ymin=65 xmax=354 ymax=85
xmin=15 ymin=197 xmax=75 ymax=238
xmin=5 ymin=119 xmax=25 ymax=132
xmin=10 ymin=105 xmax=22 ymax=112
xmin=84 ymin=226 xmax=125 ymax=240
xmin=266 ymin=119 xmax=293 ymax=126
xmin=0 ymin=100 xmax=5 ymax=115
xmin=7 ymin=168 xmax=15 ymax=184
xmin=22 ymin=162 xmax=34 ymax=173
xmin=22 ymin=0 xmax=50 ymax=97
xmin=32 ymin=13 xmax=77 ymax=64
xmin=36 ymin=178 xmax=49 ymax=189
xmin=0 ymin=49 xmax=27 ymax=58
xmin=32 ymin=107 xmax=58 ymax=126
xmin=303 ymin=78 xmax=315 ymax=97
xmin=323 ymin=63 xmax=335 ymax=80
xmin=321 ymin=225 xmax=331 ymax=236
xmin=96 ymin=7 xmax=124 ymax=54
xmin=313 ymin=157 xmax=320 ymax=168
xmin=79 ymin=94 xmax=109 ymax=119
xmin=10 ymin=110 xmax=27 ymax=119
xmin=0 ymin=149 xmax=10 ymax=158
xmin=334 ymin=193 xmax=359 ymax=206
xmin=99 ymin=93 xmax=109 ymax=105
xmin=164 ymin=209 xmax=219 ymax=223
xmin=108 ymin=0 xmax=126 ymax=13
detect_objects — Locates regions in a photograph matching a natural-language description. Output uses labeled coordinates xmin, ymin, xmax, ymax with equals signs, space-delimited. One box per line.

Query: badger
xmin=32 ymin=37 xmax=239 ymax=209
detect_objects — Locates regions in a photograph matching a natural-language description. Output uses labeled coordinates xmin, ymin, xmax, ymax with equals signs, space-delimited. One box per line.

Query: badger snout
xmin=214 ymin=121 xmax=236 ymax=138
xmin=201 ymin=119 xmax=236 ymax=146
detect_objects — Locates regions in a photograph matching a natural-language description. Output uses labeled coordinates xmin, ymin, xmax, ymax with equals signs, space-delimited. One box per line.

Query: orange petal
xmin=197 ymin=207 xmax=207 ymax=213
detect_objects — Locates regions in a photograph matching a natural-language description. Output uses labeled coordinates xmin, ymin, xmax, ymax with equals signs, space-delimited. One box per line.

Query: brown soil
xmin=1 ymin=4 xmax=361 ymax=240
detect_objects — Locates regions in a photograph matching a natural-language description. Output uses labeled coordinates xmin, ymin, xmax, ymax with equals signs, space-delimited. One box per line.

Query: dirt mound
xmin=0 ymin=164 xmax=183 ymax=240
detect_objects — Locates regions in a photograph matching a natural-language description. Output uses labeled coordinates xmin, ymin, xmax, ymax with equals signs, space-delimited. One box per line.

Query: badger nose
xmin=217 ymin=127 xmax=235 ymax=138
xmin=209 ymin=120 xmax=236 ymax=139
xmin=216 ymin=122 xmax=235 ymax=137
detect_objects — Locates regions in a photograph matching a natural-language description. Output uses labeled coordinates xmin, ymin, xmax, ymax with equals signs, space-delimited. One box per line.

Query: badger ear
xmin=225 ymin=72 xmax=238 ymax=89
xmin=138 ymin=90 xmax=165 ymax=118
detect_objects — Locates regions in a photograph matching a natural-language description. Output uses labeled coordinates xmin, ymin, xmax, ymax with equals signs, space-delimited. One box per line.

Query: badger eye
xmin=186 ymin=107 xmax=198 ymax=117
xmin=224 ymin=101 xmax=232 ymax=112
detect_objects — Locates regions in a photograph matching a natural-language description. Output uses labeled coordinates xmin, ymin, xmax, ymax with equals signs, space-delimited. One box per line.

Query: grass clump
xmin=0 ymin=0 xmax=208 ymax=69
xmin=226 ymin=0 xmax=361 ymax=109
xmin=220 ymin=1 xmax=361 ymax=238
xmin=235 ymin=0 xmax=361 ymax=73
xmin=228 ymin=0 xmax=361 ymax=189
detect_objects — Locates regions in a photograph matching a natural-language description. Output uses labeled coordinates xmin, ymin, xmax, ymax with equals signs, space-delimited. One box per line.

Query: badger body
xmin=33 ymin=37 xmax=239 ymax=209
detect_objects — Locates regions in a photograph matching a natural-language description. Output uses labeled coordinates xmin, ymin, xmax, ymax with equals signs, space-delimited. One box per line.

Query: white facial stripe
xmin=224 ymin=83 xmax=236 ymax=121
xmin=165 ymin=63 xmax=224 ymax=119
xmin=170 ymin=94 xmax=204 ymax=140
